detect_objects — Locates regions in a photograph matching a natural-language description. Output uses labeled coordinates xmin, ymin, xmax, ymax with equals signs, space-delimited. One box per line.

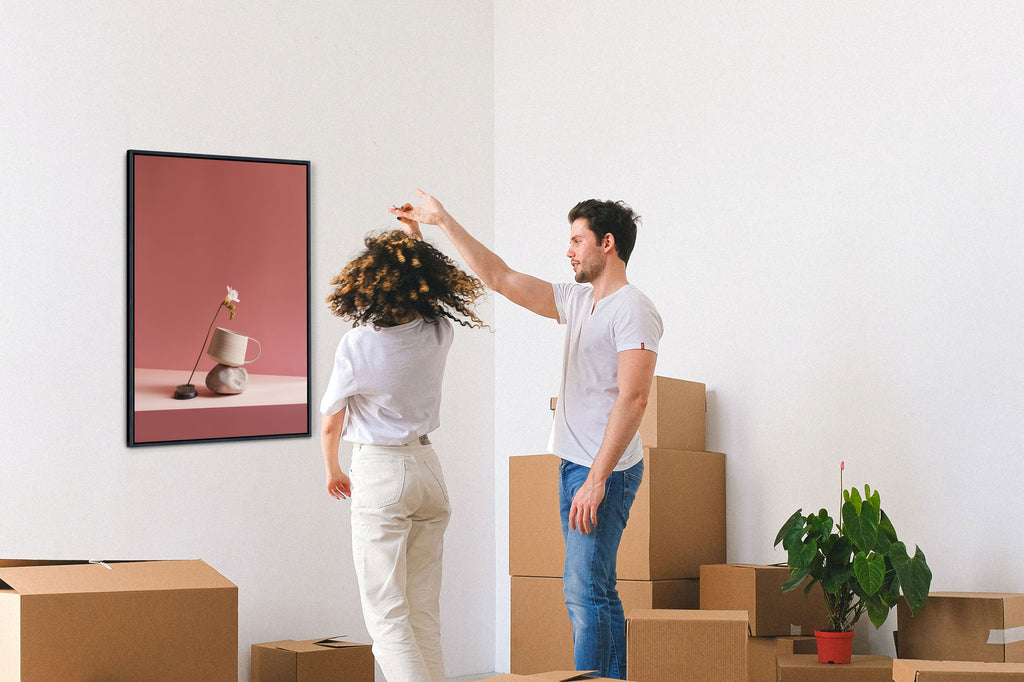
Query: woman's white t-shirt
xmin=319 ymin=317 xmax=453 ymax=445
xmin=548 ymin=282 xmax=663 ymax=471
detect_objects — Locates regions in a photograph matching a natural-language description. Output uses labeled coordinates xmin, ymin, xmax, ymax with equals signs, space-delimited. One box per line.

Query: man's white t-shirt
xmin=319 ymin=317 xmax=453 ymax=445
xmin=548 ymin=282 xmax=663 ymax=471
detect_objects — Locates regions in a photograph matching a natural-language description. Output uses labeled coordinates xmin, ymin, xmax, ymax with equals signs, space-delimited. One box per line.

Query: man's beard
xmin=574 ymin=258 xmax=603 ymax=283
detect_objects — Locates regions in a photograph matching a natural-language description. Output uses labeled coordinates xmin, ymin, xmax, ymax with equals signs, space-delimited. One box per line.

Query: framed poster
xmin=127 ymin=150 xmax=310 ymax=446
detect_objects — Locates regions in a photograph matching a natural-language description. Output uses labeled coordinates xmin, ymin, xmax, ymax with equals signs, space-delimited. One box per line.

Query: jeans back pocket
xmin=351 ymin=456 xmax=407 ymax=509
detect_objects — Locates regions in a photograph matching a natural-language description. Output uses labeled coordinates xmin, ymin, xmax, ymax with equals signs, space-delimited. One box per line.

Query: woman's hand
xmin=394 ymin=202 xmax=423 ymax=240
xmin=326 ymin=466 xmax=351 ymax=500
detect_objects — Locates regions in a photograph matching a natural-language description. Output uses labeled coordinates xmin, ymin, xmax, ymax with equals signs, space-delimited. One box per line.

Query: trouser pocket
xmin=351 ymin=455 xmax=406 ymax=509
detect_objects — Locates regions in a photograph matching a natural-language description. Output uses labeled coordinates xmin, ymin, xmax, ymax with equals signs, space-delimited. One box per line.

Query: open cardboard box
xmin=0 ymin=558 xmax=237 ymax=681
xmin=251 ymin=637 xmax=374 ymax=681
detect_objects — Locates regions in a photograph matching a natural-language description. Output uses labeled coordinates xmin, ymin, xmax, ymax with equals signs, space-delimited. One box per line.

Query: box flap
xmin=479 ymin=673 xmax=614 ymax=682
xmin=0 ymin=559 xmax=234 ymax=595
xmin=258 ymin=637 xmax=366 ymax=653
xmin=628 ymin=608 xmax=748 ymax=624
xmin=313 ymin=636 xmax=366 ymax=649
xmin=893 ymin=658 xmax=1024 ymax=680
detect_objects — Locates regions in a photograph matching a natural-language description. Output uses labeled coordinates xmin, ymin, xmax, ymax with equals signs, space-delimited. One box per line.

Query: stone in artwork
xmin=205 ymin=363 xmax=248 ymax=394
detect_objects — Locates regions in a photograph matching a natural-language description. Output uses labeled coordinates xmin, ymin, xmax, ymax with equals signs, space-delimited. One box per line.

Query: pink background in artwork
xmin=132 ymin=154 xmax=308 ymax=377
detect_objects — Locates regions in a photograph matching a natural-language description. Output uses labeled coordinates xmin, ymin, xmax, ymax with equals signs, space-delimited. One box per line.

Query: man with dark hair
xmin=392 ymin=190 xmax=662 ymax=679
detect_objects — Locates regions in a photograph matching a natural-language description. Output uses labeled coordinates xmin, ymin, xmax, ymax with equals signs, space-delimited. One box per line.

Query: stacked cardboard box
xmin=508 ymin=377 xmax=726 ymax=674
xmin=511 ymin=575 xmax=699 ymax=673
xmin=893 ymin=658 xmax=1024 ymax=681
xmin=699 ymin=563 xmax=826 ymax=681
xmin=626 ymin=609 xmax=748 ymax=681
xmin=776 ymin=654 xmax=893 ymax=681
xmin=897 ymin=592 xmax=1024 ymax=663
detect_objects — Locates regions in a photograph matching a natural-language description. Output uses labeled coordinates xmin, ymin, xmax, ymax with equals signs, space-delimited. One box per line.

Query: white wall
xmin=7 ymin=2 xmax=1024 ymax=678
xmin=494 ymin=1 xmax=1024 ymax=667
xmin=1 ymin=2 xmax=494 ymax=680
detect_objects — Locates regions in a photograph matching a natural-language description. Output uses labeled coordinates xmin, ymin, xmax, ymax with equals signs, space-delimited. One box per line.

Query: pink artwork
xmin=128 ymin=150 xmax=310 ymax=446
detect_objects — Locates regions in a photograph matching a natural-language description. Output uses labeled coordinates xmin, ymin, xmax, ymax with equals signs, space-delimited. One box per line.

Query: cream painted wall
xmin=493 ymin=1 xmax=1024 ymax=670
xmin=1 ymin=2 xmax=494 ymax=680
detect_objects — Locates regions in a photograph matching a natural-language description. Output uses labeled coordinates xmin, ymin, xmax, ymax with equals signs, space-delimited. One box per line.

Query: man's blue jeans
xmin=559 ymin=458 xmax=644 ymax=680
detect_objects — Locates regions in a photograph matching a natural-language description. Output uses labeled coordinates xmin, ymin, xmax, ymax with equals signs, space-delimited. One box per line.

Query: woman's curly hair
xmin=327 ymin=230 xmax=487 ymax=329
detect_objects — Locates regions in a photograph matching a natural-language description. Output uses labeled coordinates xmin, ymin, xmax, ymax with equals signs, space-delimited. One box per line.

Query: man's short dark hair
xmin=567 ymin=199 xmax=640 ymax=265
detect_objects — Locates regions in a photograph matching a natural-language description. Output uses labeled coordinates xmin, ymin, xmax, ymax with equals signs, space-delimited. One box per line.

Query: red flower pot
xmin=814 ymin=629 xmax=854 ymax=664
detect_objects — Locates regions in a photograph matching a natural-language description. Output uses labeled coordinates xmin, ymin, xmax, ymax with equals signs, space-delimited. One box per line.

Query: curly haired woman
xmin=319 ymin=206 xmax=486 ymax=682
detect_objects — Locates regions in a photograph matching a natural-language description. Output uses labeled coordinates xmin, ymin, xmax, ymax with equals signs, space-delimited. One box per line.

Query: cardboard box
xmin=775 ymin=653 xmax=892 ymax=681
xmin=892 ymin=658 xmax=1024 ymax=681
xmin=897 ymin=592 xmax=1024 ymax=662
xmin=746 ymin=636 xmax=815 ymax=682
xmin=626 ymin=609 xmax=748 ymax=682
xmin=0 ymin=559 xmax=237 ymax=681
xmin=511 ymin=575 xmax=699 ymax=674
xmin=481 ymin=672 xmax=619 ymax=681
xmin=700 ymin=564 xmax=828 ymax=636
xmin=509 ymin=448 xmax=726 ymax=580
xmin=552 ymin=376 xmax=707 ymax=451
xmin=251 ymin=637 xmax=373 ymax=681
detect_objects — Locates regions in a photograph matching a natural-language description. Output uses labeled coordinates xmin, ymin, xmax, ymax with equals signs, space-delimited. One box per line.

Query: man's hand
xmin=569 ymin=476 xmax=607 ymax=534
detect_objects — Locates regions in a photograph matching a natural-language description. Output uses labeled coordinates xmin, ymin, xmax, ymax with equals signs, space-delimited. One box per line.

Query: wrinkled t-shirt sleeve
xmin=552 ymin=282 xmax=575 ymax=325
xmin=319 ymin=338 xmax=357 ymax=415
xmin=612 ymin=294 xmax=663 ymax=354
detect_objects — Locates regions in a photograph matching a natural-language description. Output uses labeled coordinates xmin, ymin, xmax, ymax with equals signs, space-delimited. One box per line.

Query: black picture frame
xmin=127 ymin=150 xmax=311 ymax=446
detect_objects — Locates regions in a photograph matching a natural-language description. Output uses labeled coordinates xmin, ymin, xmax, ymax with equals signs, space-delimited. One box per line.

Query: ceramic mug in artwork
xmin=207 ymin=327 xmax=262 ymax=367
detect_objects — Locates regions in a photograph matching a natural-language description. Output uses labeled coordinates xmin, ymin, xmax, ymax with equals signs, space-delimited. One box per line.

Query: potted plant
xmin=774 ymin=462 xmax=933 ymax=664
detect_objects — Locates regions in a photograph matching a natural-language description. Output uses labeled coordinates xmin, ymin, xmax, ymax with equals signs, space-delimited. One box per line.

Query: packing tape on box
xmin=988 ymin=626 xmax=1024 ymax=645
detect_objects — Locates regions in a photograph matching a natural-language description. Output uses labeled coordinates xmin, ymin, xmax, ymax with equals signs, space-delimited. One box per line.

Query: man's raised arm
xmin=390 ymin=190 xmax=558 ymax=320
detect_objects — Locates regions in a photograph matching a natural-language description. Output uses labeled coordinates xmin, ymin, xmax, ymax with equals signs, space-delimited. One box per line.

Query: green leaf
xmin=875 ymin=509 xmax=896 ymax=553
xmin=892 ymin=543 xmax=932 ymax=614
xmin=805 ymin=510 xmax=833 ymax=542
xmin=844 ymin=486 xmax=862 ymax=514
xmin=781 ymin=566 xmax=812 ymax=594
xmin=775 ymin=509 xmax=805 ymax=549
xmin=842 ymin=497 xmax=879 ymax=553
xmin=853 ymin=551 xmax=885 ymax=596
xmin=789 ymin=538 xmax=819 ymax=571
xmin=822 ymin=547 xmax=855 ymax=594
xmin=864 ymin=485 xmax=880 ymax=511
xmin=865 ymin=593 xmax=891 ymax=628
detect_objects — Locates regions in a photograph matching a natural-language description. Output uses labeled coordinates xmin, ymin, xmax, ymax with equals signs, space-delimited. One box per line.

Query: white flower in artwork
xmin=174 ymin=285 xmax=243 ymax=399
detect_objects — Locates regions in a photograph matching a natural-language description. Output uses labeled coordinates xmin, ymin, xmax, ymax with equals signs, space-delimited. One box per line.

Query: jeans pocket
xmin=423 ymin=455 xmax=450 ymax=504
xmin=351 ymin=457 xmax=406 ymax=509
xmin=621 ymin=467 xmax=643 ymax=513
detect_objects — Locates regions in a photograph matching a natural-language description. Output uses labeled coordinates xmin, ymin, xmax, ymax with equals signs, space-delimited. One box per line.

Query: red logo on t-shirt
xmin=641 ymin=342 xmax=645 ymax=350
